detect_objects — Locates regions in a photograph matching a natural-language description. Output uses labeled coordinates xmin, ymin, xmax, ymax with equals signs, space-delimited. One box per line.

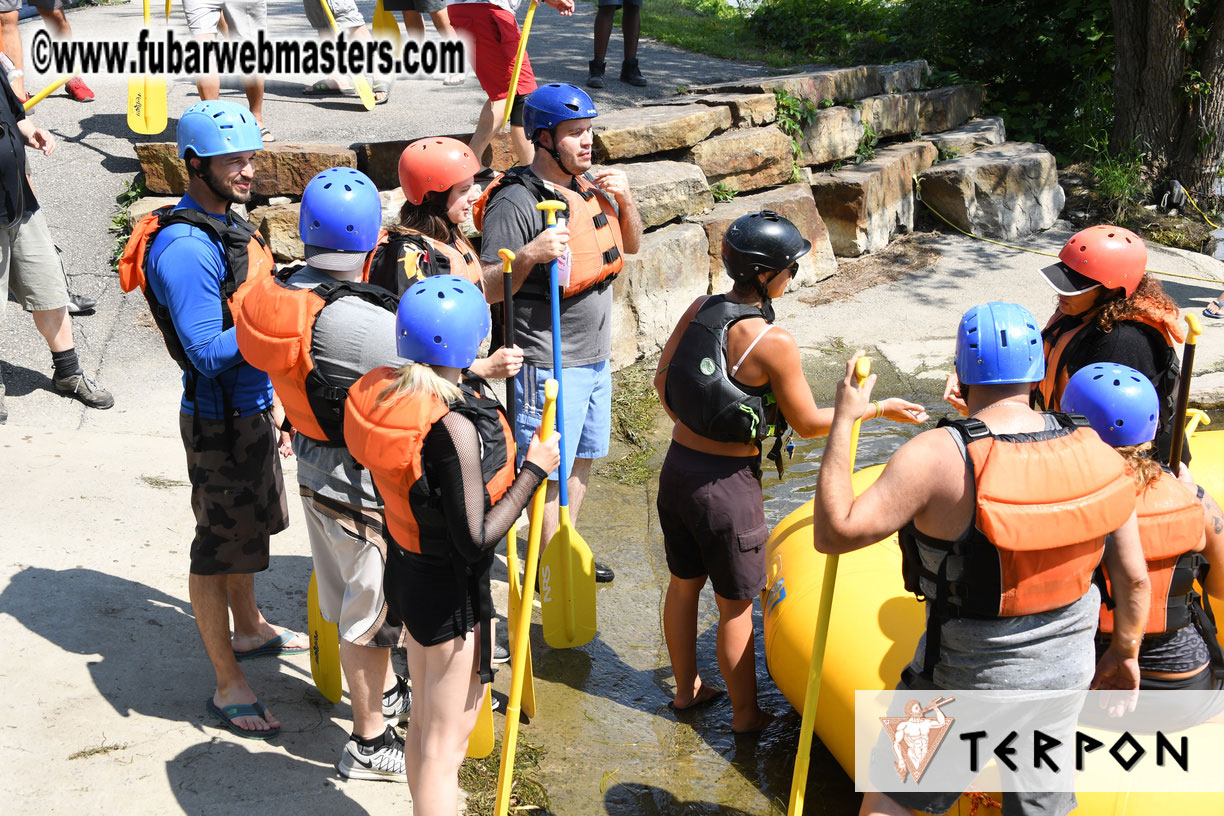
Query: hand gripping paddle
xmin=127 ymin=0 xmax=167 ymax=134
xmin=532 ymin=201 xmax=597 ymax=649
xmin=495 ymin=379 xmax=557 ymax=816
xmin=307 ymin=570 xmax=342 ymax=703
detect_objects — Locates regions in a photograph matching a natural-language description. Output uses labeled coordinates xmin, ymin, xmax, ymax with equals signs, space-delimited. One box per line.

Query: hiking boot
xmin=620 ymin=59 xmax=647 ymax=87
xmin=594 ymin=562 xmax=615 ymax=583
xmin=53 ymin=373 xmax=114 ymax=409
xmin=337 ymin=726 xmax=406 ymax=782
xmin=382 ymin=674 xmax=411 ymax=724
xmin=68 ymin=293 xmax=98 ymax=314
xmin=64 ymin=76 xmax=95 ymax=102
xmin=587 ymin=60 xmax=606 ymax=89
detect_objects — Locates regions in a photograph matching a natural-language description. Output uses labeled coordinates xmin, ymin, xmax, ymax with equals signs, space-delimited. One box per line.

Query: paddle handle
xmin=499 ymin=248 xmax=518 ymax=425
xmin=500 ymin=0 xmax=539 ymax=133
xmin=537 ymin=200 xmax=569 ymax=505
xmin=494 ymin=379 xmax=556 ymax=816
xmin=789 ymin=357 xmax=871 ymax=816
xmin=1168 ymin=313 xmax=1201 ymax=476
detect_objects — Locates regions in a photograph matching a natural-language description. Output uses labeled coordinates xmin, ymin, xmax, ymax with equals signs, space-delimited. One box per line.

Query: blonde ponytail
xmin=376 ymin=362 xmax=462 ymax=407
xmin=1119 ymin=441 xmax=1163 ymax=490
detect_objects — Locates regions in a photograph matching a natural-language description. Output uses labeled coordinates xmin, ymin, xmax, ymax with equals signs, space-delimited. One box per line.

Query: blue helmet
xmin=396 ymin=276 xmax=490 ymax=368
xmin=176 ymin=100 xmax=263 ymax=158
xmin=1061 ymin=363 xmax=1158 ymax=447
xmin=299 ymin=168 xmax=382 ymax=252
xmin=955 ymin=302 xmax=1045 ymax=385
xmin=523 ymin=83 xmax=598 ymax=141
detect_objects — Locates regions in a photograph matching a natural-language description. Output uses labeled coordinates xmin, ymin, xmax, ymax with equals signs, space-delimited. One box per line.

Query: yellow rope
xmin=913 ymin=177 xmax=1224 ymax=286
xmin=1181 ymin=185 xmax=1221 ymax=230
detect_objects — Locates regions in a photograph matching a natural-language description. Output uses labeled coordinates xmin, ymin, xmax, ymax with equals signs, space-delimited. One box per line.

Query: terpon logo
xmin=879 ymin=696 xmax=955 ymax=783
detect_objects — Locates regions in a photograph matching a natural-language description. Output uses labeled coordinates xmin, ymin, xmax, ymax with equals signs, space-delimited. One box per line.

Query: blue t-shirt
xmin=145 ymin=193 xmax=273 ymax=418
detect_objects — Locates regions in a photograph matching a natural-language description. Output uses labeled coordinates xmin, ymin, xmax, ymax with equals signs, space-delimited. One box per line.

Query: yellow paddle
xmin=165 ymin=0 xmax=171 ymax=20
xmin=535 ymin=200 xmax=597 ymax=650
xmin=495 ymin=379 xmax=556 ymax=816
xmin=1168 ymin=313 xmax=1202 ymax=477
xmin=317 ymin=0 xmax=376 ymax=111
xmin=499 ymin=0 xmax=539 ymax=133
xmin=22 ymin=75 xmax=73 ymax=112
xmin=307 ymin=570 xmax=342 ymax=703
xmin=127 ymin=0 xmax=167 ymax=135
xmin=467 ymin=685 xmax=495 ymax=758
xmin=787 ymin=356 xmax=870 ymax=816
xmin=500 ymin=248 xmax=537 ymax=719
xmin=372 ymin=0 xmax=402 ymax=50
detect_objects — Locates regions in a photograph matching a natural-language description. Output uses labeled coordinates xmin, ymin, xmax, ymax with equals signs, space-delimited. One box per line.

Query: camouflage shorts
xmin=179 ymin=410 xmax=290 ymax=575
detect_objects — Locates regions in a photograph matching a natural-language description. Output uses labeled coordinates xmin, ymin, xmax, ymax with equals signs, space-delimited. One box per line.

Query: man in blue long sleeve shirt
xmin=145 ymin=101 xmax=304 ymax=740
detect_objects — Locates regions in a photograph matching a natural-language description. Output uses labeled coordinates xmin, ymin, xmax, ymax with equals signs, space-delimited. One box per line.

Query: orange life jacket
xmin=1099 ymin=470 xmax=1206 ymax=634
xmin=363 ymin=229 xmax=484 ymax=295
xmin=119 ymin=205 xmax=275 ymax=373
xmin=343 ymin=369 xmax=516 ymax=557
xmin=900 ymin=414 xmax=1136 ymax=680
xmin=472 ymin=167 xmax=623 ymax=299
xmin=232 ymin=267 xmax=400 ymax=445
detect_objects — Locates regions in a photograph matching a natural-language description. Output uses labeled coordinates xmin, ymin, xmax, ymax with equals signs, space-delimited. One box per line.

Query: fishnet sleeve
xmin=424 ymin=411 xmax=546 ymax=564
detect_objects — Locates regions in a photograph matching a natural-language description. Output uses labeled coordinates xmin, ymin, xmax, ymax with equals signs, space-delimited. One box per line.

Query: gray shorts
xmin=183 ymin=0 xmax=267 ymax=39
xmin=1 ymin=208 xmax=69 ymax=319
xmin=0 ymin=0 xmax=66 ymax=11
xmin=383 ymin=0 xmax=446 ymax=14
xmin=302 ymin=0 xmax=365 ymax=31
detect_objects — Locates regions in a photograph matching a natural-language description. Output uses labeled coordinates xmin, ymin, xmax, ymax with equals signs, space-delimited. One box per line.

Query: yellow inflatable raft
xmin=763 ymin=430 xmax=1224 ymax=816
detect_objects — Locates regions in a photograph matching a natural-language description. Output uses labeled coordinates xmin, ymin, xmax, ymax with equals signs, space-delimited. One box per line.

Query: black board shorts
xmin=656 ymin=442 xmax=768 ymax=601
xmin=383 ymin=542 xmax=489 ymax=647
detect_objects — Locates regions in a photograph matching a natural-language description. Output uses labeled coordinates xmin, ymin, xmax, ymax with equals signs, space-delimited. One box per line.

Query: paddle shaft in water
xmin=1168 ymin=313 xmax=1202 ymax=476
xmin=500 ymin=0 xmax=539 ymax=133
xmin=788 ymin=357 xmax=871 ymax=816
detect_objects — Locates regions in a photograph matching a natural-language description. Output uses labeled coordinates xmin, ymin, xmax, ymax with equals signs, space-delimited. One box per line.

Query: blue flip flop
xmin=206 ymin=698 xmax=280 ymax=740
xmin=233 ymin=630 xmax=309 ymax=661
xmin=1203 ymin=300 xmax=1224 ymax=319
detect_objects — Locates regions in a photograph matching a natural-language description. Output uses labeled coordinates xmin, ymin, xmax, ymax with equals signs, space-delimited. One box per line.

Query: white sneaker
xmin=382 ymin=674 xmax=411 ymax=724
xmin=337 ymin=726 xmax=406 ymax=782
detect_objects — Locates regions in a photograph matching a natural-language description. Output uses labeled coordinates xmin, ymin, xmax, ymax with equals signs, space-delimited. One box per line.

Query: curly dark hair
xmin=391 ymin=190 xmax=476 ymax=254
xmin=1119 ymin=441 xmax=1163 ymax=490
xmin=1093 ymin=274 xmax=1178 ymax=334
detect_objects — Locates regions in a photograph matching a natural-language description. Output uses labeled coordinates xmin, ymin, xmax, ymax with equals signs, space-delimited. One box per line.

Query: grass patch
xmin=141 ymin=474 xmax=188 ymax=489
xmin=598 ymin=361 xmax=662 ymax=485
xmin=459 ymin=734 xmax=550 ymax=816
xmin=69 ymin=736 xmax=128 ymax=760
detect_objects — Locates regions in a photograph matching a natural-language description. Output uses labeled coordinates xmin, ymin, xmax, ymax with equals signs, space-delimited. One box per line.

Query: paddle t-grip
xmin=536 ymin=200 xmax=566 ymax=226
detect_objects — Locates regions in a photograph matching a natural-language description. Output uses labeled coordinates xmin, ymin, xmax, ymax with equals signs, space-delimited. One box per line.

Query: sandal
xmin=372 ymin=79 xmax=391 ymax=105
xmin=206 ymin=698 xmax=280 ymax=740
xmin=302 ymin=78 xmax=351 ymax=96
xmin=260 ymin=126 xmax=276 ymax=143
xmin=1203 ymin=299 xmax=1224 ymax=319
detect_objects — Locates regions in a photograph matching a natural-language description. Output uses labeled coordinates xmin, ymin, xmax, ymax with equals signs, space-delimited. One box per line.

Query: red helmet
xmin=397 ymin=137 xmax=481 ymax=206
xmin=1041 ymin=225 xmax=1147 ymax=297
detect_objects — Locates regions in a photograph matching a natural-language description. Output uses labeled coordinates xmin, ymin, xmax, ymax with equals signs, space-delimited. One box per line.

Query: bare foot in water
xmin=670 ymin=681 xmax=725 ymax=711
xmin=732 ymin=708 xmax=776 ymax=734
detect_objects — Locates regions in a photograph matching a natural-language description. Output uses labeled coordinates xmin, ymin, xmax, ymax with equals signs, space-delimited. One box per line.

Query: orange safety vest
xmin=233 ymin=267 xmax=400 ymax=445
xmin=363 ymin=229 xmax=484 ymax=295
xmin=1099 ymin=470 xmax=1206 ymax=634
xmin=472 ymin=167 xmax=623 ymax=299
xmin=344 ymin=368 xmax=516 ymax=556
xmin=900 ymin=414 xmax=1136 ymax=680
xmin=119 ymin=205 xmax=275 ymax=374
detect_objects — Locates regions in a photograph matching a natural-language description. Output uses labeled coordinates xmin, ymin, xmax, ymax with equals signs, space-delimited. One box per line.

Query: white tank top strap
xmin=730 ymin=324 xmax=774 ymax=378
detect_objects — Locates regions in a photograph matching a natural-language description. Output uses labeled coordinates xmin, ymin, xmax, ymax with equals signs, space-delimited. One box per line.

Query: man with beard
xmin=476 ymin=83 xmax=642 ymax=581
xmin=145 ymin=100 xmax=305 ymax=739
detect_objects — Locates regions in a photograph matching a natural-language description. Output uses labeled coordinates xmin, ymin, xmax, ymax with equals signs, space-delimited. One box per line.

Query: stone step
xmin=136 ymin=142 xmax=357 ymax=197
xmin=685 ymin=125 xmax=794 ymax=193
xmin=810 ymin=142 xmax=937 ymax=257
xmin=616 ymin=160 xmax=714 ymax=231
xmin=610 ymin=222 xmax=711 ymax=368
xmin=860 ymin=85 xmax=985 ymax=140
xmin=246 ymin=190 xmax=409 ymax=262
xmin=593 ymin=104 xmax=733 ymax=162
xmin=641 ymin=93 xmax=778 ymax=128
xmin=916 ymin=142 xmax=1065 ymax=241
xmin=921 ymin=116 xmax=1006 ymax=158
xmin=798 ymin=106 xmax=863 ymax=167
xmin=684 ymin=183 xmax=837 ymax=288
xmin=687 ymin=61 xmax=929 ymax=104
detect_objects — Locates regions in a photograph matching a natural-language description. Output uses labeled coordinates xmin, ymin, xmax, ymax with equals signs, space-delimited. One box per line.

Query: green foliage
xmin=1084 ymin=137 xmax=1151 ymax=219
xmin=109 ymin=177 xmax=147 ymax=273
xmin=774 ymin=88 xmax=820 ymax=161
xmin=711 ymin=181 xmax=738 ymax=202
xmin=750 ymin=0 xmax=898 ymax=63
xmin=856 ymin=121 xmax=878 ymax=164
xmin=935 ymin=144 xmax=960 ymax=163
xmin=458 ymin=735 xmax=549 ymax=816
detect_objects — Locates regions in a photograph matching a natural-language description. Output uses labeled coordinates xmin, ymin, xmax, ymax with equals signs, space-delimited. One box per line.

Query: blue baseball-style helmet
xmin=396 ymin=276 xmax=491 ymax=368
xmin=955 ymin=302 xmax=1045 ymax=385
xmin=523 ymin=83 xmax=598 ymax=140
xmin=299 ymin=168 xmax=382 ymax=253
xmin=1061 ymin=363 xmax=1159 ymax=447
xmin=176 ymin=100 xmax=263 ymax=158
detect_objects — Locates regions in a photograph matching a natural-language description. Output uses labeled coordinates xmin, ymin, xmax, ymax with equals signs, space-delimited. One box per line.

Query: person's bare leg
xmin=540 ymin=456 xmax=594 ymax=545
xmin=509 ymin=124 xmax=534 ymax=165
xmin=715 ymin=593 xmax=769 ymax=733
xmin=242 ymin=76 xmax=265 ymax=126
xmin=31 ymin=307 xmax=73 ymax=353
xmin=190 ymin=572 xmax=278 ymax=732
xmin=621 ymin=4 xmax=640 ymax=61
xmin=1 ymin=11 xmax=27 ymax=98
xmin=339 ymin=641 xmax=392 ymax=739
xmin=37 ymin=8 xmax=70 ymax=37
xmin=193 ymin=32 xmax=220 ymax=101
xmin=401 ymin=10 xmax=425 ymax=38
xmin=664 ymin=574 xmax=723 ymax=708
xmin=469 ymin=99 xmax=496 ymax=165
xmin=592 ymin=6 xmax=614 ymax=64
xmin=859 ymin=792 xmax=915 ymax=816
xmin=226 ymin=571 xmax=306 ymax=651
xmin=428 ymin=8 xmax=455 ymax=38
xmin=401 ymin=635 xmax=428 ymax=795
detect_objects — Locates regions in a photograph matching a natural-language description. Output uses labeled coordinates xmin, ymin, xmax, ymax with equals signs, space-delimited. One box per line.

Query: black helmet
xmin=722 ymin=210 xmax=812 ymax=281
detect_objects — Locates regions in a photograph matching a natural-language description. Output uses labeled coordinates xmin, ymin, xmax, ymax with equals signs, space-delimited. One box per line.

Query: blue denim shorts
xmin=514 ymin=360 xmax=611 ymax=480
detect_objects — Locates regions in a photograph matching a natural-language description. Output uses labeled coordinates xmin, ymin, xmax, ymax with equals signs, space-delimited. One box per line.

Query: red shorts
xmin=448 ymin=3 xmax=537 ymax=102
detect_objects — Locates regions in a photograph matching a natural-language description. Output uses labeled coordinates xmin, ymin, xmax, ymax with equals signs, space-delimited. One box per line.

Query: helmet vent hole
xmin=999 ymin=330 xmax=1008 ymax=347
xmin=323 ymin=183 xmax=332 ymax=190
xmin=1115 ymin=419 xmax=1125 ymax=427
xmin=436 ymin=291 xmax=445 ymax=299
xmin=434 ymin=335 xmax=443 ymax=344
xmin=1113 ymin=379 xmax=1121 ymax=386
xmin=565 ymin=103 xmax=579 ymax=111
xmin=346 ymin=225 xmax=354 ymax=232
xmin=344 ymin=185 xmax=352 ymax=192
xmin=312 ymin=220 xmax=320 ymax=228
xmin=1091 ymin=374 xmax=1103 ymax=381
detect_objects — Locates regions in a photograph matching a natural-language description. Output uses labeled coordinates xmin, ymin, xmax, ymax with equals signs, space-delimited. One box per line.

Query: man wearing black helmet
xmin=477 ymin=82 xmax=642 ymax=582
xmin=653 ymin=211 xmax=927 ymax=732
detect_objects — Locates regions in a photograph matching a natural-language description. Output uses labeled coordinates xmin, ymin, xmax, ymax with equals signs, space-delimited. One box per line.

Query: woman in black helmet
xmin=653 ymin=210 xmax=928 ymax=732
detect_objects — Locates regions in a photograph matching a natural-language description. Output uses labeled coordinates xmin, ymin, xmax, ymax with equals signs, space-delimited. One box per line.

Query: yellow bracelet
xmin=872 ymin=400 xmax=882 ymax=419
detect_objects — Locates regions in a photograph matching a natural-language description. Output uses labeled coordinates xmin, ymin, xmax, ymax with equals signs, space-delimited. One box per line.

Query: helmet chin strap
xmin=541 ymin=128 xmax=578 ymax=178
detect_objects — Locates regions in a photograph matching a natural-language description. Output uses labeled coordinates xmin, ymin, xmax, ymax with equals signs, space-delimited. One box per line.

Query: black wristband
xmin=521 ymin=461 xmax=548 ymax=481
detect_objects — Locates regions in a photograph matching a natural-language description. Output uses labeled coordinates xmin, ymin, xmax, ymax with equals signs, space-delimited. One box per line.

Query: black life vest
xmin=365 ymin=231 xmax=484 ymax=296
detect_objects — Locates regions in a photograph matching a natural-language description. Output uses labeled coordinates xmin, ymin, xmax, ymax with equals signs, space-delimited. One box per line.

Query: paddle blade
xmin=373 ymin=0 xmax=402 ymax=49
xmin=467 ymin=685 xmax=495 ymax=758
xmin=539 ymin=508 xmax=597 ymax=649
xmin=127 ymin=77 xmax=167 ymax=135
xmin=353 ymin=76 xmax=376 ymax=111
xmin=308 ymin=570 xmax=342 ymax=703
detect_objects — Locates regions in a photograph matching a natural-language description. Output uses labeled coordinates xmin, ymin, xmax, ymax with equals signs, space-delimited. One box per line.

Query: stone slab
xmin=687 ymin=61 xmax=929 ymax=103
xmin=798 ymin=106 xmax=863 ymax=167
xmin=593 ymin=104 xmax=732 ymax=162
xmin=922 ymin=116 xmax=1006 ymax=157
xmin=248 ymin=202 xmax=302 ymax=261
xmin=136 ymin=142 xmax=357 ymax=197
xmin=686 ymin=125 xmax=793 ymax=193
xmin=642 ymin=93 xmax=778 ymax=127
xmin=616 ymin=160 xmax=713 ymax=230
xmin=860 ymin=85 xmax=986 ymax=140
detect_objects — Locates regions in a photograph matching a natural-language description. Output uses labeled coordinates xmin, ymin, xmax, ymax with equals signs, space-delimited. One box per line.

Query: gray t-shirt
xmin=478 ymin=173 xmax=614 ymax=368
xmin=288 ymin=265 xmax=408 ymax=508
